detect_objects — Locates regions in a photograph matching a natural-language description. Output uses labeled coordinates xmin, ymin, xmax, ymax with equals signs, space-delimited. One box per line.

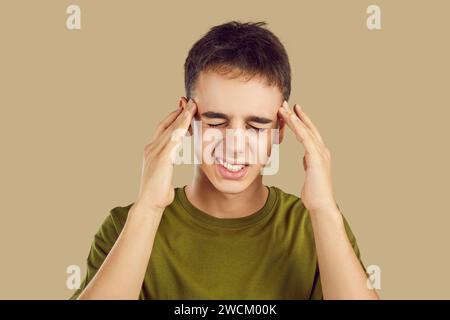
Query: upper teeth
xmin=217 ymin=158 xmax=245 ymax=172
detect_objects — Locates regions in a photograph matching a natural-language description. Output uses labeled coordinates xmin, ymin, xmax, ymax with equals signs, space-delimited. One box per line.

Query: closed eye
xmin=206 ymin=123 xmax=268 ymax=131
xmin=247 ymin=124 xmax=268 ymax=131
xmin=207 ymin=123 xmax=226 ymax=127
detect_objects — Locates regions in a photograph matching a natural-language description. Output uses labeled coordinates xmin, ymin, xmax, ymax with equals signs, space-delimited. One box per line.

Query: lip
xmin=214 ymin=157 xmax=249 ymax=166
xmin=215 ymin=162 xmax=249 ymax=180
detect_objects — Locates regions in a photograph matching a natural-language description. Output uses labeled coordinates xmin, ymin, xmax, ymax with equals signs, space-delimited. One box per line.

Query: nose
xmin=221 ymin=124 xmax=254 ymax=163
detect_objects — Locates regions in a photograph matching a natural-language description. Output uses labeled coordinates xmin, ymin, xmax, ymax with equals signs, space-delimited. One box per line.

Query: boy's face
xmin=183 ymin=70 xmax=285 ymax=194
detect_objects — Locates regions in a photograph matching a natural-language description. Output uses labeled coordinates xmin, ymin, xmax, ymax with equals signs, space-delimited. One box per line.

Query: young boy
xmin=70 ymin=21 xmax=379 ymax=300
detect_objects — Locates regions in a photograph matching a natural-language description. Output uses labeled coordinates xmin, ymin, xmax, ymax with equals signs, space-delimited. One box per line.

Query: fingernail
xmin=282 ymin=100 xmax=289 ymax=110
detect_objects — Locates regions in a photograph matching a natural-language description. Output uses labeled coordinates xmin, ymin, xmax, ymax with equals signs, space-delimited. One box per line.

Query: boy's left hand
xmin=278 ymin=100 xmax=338 ymax=215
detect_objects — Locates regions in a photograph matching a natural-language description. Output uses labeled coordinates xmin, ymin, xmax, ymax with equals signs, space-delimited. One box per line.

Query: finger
xmin=168 ymin=99 xmax=197 ymax=134
xmin=158 ymin=99 xmax=197 ymax=155
xmin=278 ymin=101 xmax=319 ymax=155
xmin=281 ymin=101 xmax=323 ymax=148
xmin=279 ymin=101 xmax=317 ymax=140
xmin=293 ymin=104 xmax=324 ymax=144
xmin=151 ymin=107 xmax=183 ymax=142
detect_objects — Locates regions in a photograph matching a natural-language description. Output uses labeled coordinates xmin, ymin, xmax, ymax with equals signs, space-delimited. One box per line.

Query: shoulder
xmin=270 ymin=186 xmax=314 ymax=234
xmin=270 ymin=185 xmax=307 ymax=216
xmin=101 ymin=202 xmax=134 ymax=235
xmin=271 ymin=186 xmax=360 ymax=251
xmin=271 ymin=186 xmax=303 ymax=208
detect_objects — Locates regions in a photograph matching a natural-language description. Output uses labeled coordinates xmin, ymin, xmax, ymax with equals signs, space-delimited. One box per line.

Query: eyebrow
xmin=200 ymin=111 xmax=273 ymax=124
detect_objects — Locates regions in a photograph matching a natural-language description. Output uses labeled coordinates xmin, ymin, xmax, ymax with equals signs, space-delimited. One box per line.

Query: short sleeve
xmin=69 ymin=209 xmax=122 ymax=300
xmin=308 ymin=207 xmax=366 ymax=300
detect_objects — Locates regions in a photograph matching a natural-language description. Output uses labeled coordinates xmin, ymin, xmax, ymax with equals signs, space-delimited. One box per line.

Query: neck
xmin=185 ymin=167 xmax=269 ymax=219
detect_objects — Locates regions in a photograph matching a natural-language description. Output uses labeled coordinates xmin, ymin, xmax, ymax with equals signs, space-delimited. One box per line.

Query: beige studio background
xmin=0 ymin=0 xmax=449 ymax=299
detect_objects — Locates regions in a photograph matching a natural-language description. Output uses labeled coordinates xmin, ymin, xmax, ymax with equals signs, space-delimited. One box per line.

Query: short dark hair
xmin=184 ymin=20 xmax=291 ymax=101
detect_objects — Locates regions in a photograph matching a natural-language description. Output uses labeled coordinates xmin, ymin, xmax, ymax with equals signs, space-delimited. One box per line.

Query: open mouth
xmin=216 ymin=158 xmax=248 ymax=171
xmin=215 ymin=157 xmax=249 ymax=180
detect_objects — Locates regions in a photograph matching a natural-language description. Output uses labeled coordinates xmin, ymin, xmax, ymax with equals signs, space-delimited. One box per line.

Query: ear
xmin=178 ymin=96 xmax=193 ymax=136
xmin=276 ymin=116 xmax=285 ymax=144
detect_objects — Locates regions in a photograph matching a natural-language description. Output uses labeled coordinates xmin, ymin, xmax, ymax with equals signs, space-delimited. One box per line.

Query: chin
xmin=211 ymin=179 xmax=252 ymax=194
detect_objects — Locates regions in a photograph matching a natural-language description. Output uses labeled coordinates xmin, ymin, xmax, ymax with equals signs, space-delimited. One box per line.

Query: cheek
xmin=248 ymin=131 xmax=272 ymax=162
xmin=193 ymin=126 xmax=223 ymax=164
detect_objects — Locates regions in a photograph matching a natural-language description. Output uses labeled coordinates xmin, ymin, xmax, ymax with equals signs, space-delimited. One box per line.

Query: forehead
xmin=193 ymin=70 xmax=283 ymax=118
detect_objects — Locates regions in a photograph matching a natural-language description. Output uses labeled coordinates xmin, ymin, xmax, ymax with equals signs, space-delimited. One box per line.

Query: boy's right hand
xmin=135 ymin=99 xmax=197 ymax=212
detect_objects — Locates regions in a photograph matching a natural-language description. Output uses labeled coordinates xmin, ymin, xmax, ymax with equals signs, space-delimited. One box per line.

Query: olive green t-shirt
xmin=70 ymin=185 xmax=364 ymax=300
